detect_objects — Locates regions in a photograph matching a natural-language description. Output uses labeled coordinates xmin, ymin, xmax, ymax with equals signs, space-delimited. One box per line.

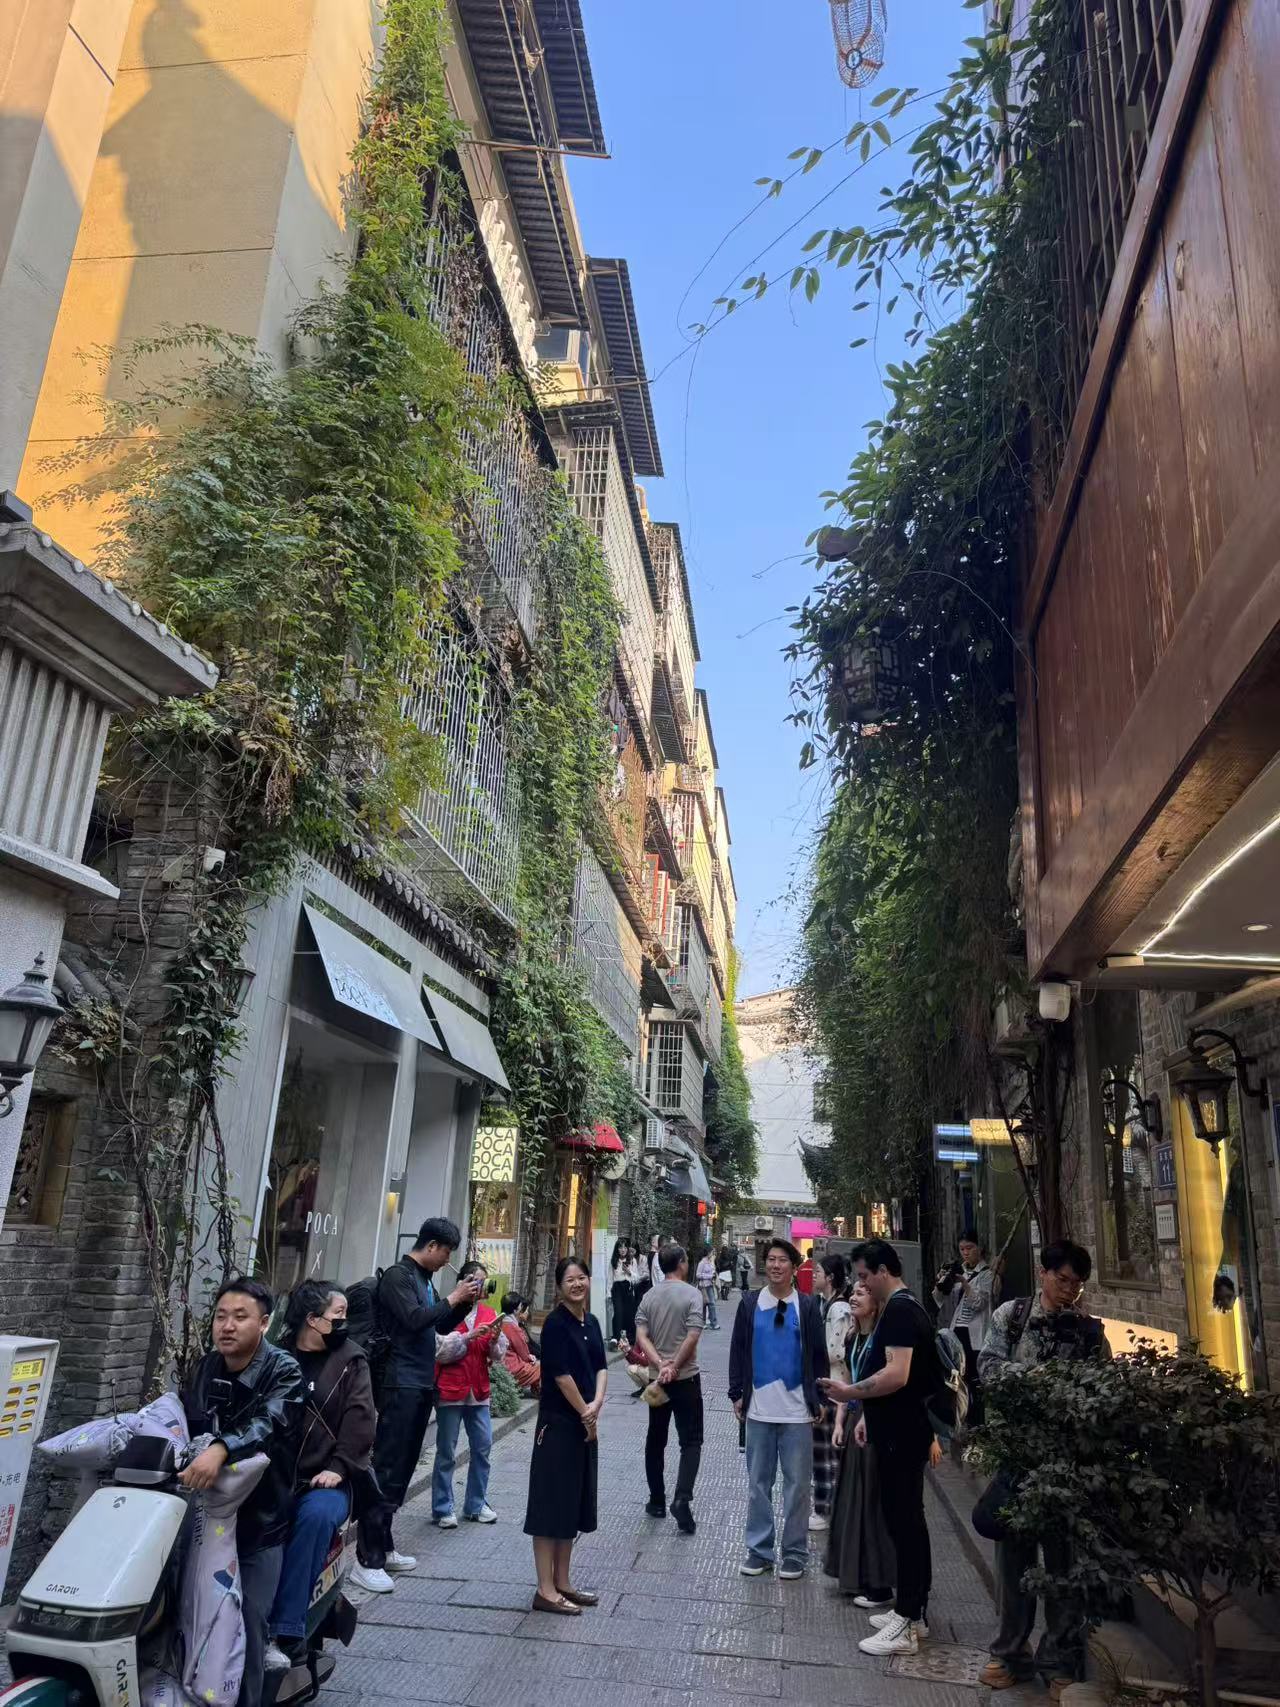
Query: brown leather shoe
xmin=531 ymin=1592 xmax=581 ymax=1615
xmin=555 ymin=1586 xmax=599 ymax=1607
xmin=979 ymin=1661 xmax=1018 ymax=1690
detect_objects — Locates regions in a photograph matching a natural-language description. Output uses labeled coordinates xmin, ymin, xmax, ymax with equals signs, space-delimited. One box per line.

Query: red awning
xmin=558 ymin=1123 xmax=625 ymax=1154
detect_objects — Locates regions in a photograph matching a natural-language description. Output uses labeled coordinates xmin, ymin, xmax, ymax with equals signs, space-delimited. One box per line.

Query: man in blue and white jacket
xmin=728 ymin=1237 xmax=828 ymax=1580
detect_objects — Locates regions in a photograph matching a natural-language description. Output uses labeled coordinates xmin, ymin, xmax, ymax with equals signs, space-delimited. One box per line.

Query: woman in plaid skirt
xmin=809 ymin=1253 xmax=852 ymax=1531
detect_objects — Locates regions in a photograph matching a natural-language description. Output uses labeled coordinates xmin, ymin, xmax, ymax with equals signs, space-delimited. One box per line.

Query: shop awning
xmin=790 ymin=1218 xmax=831 ymax=1240
xmin=663 ymin=1131 xmax=712 ymax=1202
xmin=422 ymin=984 xmax=511 ymax=1092
xmin=303 ymin=904 xmax=439 ymax=1045
xmin=558 ymin=1123 xmax=625 ymax=1153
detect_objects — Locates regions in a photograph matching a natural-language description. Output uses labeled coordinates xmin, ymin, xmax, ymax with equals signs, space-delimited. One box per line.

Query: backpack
xmin=930 ymin=1325 xmax=970 ymax=1442
xmin=344 ymin=1270 xmax=389 ymax=1378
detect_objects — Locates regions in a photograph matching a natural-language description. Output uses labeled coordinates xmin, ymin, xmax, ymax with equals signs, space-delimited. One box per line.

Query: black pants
xmin=875 ymin=1431 xmax=932 ymax=1621
xmin=357 ymin=1385 xmax=434 ymax=1566
xmin=644 ymin=1374 xmax=703 ymax=1505
xmin=611 ymin=1281 xmax=637 ymax=1344
xmin=238 ymin=1543 xmax=283 ymax=1707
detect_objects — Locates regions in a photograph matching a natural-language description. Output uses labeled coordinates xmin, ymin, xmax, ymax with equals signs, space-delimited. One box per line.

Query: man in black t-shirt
xmin=819 ymin=1238 xmax=934 ymax=1656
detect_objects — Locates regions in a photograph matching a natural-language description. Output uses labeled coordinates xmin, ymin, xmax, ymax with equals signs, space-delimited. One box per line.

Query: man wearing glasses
xmin=728 ymin=1237 xmax=829 ymax=1580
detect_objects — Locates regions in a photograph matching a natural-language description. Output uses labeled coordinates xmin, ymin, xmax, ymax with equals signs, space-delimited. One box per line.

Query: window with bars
xmin=668 ymin=904 xmax=710 ymax=1023
xmin=564 ymin=427 xmax=657 ymax=725
xmin=704 ymin=985 xmax=724 ymax=1062
xmin=572 ymin=849 xmax=643 ymax=1058
xmin=422 ymin=215 xmax=547 ymax=644
xmin=646 ymin=1019 xmax=706 ymax=1129
xmin=1049 ymin=0 xmax=1185 ymax=467
xmin=649 ymin=524 xmax=696 ymax=723
xmin=401 ymin=622 xmax=520 ymax=921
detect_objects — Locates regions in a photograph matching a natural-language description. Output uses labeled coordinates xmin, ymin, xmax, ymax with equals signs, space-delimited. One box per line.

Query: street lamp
xmin=0 ymin=955 xmax=62 ymax=1119
xmin=1169 ymin=1027 xmax=1265 ymax=1154
xmin=1100 ymin=1077 xmax=1163 ymax=1141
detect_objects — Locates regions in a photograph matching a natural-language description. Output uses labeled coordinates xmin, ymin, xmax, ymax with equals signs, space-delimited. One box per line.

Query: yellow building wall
xmin=16 ymin=0 xmax=376 ymax=560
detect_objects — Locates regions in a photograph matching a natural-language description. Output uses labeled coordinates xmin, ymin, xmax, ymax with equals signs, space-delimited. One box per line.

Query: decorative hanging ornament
xmin=829 ymin=0 xmax=887 ymax=90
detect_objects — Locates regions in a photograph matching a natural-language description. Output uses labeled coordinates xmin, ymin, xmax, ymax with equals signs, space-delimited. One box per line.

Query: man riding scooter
xmin=181 ymin=1277 xmax=303 ymax=1707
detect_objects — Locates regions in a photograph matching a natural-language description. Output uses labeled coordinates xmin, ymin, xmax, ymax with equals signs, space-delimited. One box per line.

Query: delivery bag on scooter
xmin=178 ymin=1446 xmax=268 ymax=1707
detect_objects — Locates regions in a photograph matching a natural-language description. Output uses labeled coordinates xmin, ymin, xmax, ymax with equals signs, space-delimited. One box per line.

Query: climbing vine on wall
xmin=48 ymin=0 xmax=523 ymax=1377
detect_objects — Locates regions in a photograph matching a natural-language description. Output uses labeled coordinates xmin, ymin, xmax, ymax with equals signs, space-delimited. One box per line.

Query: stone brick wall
xmin=1061 ymin=987 xmax=1280 ymax=1388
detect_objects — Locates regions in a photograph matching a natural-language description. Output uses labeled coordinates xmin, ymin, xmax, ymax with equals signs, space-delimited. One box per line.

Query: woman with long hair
xmin=810 ymin=1252 xmax=853 ymax=1531
xmin=267 ymin=1281 xmax=375 ymax=1660
xmin=823 ymin=1276 xmax=896 ymax=1605
xmin=609 ymin=1239 xmax=637 ymax=1347
xmin=523 ymin=1256 xmax=607 ymax=1614
xmin=500 ymin=1291 xmax=541 ymax=1394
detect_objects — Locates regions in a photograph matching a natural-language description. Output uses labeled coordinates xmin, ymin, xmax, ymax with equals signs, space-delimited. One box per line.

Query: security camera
xmin=201 ymin=846 xmax=227 ymax=875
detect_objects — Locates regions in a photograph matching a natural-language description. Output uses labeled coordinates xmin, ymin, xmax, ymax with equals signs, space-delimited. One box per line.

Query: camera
xmin=935 ymin=1260 xmax=963 ymax=1294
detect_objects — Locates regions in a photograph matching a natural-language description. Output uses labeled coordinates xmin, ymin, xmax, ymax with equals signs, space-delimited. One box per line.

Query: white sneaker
xmin=868 ymin=1611 xmax=929 ymax=1640
xmin=808 ymin=1512 xmax=829 ymax=1531
xmin=434 ymin=1513 xmax=458 ymax=1530
xmin=854 ymin=1593 xmax=895 ymax=1609
xmin=385 ymin=1548 xmax=418 ymax=1569
xmin=263 ymin=1644 xmax=291 ymax=1672
xmin=859 ymin=1611 xmax=918 ymax=1656
xmin=349 ymin=1564 xmax=395 ymax=1594
xmin=466 ymin=1504 xmax=498 ymax=1524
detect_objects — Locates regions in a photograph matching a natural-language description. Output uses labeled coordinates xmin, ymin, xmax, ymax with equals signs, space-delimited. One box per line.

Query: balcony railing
xmin=704 ymin=985 xmax=724 ymax=1063
xmin=400 ymin=621 xmax=520 ymax=922
xmin=424 ymin=216 xmax=548 ymax=646
xmin=572 ymin=847 xmax=643 ymax=1059
xmin=564 ymin=426 xmax=657 ymax=727
xmin=646 ymin=1019 xmax=706 ymax=1131
xmin=649 ymin=524 xmax=696 ymax=723
xmin=1048 ymin=0 xmax=1185 ymax=470
xmin=667 ymin=904 xmax=710 ymax=1023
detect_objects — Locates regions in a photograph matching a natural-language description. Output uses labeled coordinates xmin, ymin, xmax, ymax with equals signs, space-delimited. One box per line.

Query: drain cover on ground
xmin=888 ymin=1644 xmax=990 ymax=1685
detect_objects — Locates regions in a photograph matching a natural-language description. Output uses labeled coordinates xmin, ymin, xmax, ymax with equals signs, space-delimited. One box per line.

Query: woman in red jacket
xmin=431 ymin=1260 xmax=506 ymax=1527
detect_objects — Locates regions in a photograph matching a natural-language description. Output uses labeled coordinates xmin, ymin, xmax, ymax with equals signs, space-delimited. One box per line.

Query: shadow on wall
xmin=21 ymin=0 xmax=342 ymax=553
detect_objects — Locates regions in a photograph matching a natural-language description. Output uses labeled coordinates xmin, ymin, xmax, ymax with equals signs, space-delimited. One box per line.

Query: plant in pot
xmin=977 ymin=1342 xmax=1280 ymax=1706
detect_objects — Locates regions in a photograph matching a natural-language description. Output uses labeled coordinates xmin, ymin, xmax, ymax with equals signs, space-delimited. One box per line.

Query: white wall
xmin=737 ymin=990 xmax=823 ymax=1206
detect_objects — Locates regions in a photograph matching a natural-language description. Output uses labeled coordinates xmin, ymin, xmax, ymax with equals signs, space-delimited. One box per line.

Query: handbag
xmin=640 ymin=1379 xmax=670 ymax=1408
xmin=972 ymin=1466 xmax=1022 ymax=1542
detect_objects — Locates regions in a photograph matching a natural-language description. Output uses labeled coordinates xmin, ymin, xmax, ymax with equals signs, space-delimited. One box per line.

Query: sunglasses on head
xmin=773 ymin=1299 xmax=788 ymax=1329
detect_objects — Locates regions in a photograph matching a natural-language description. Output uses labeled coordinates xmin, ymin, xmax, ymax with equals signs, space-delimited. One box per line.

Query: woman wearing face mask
xmin=267 ymin=1281 xmax=375 ymax=1667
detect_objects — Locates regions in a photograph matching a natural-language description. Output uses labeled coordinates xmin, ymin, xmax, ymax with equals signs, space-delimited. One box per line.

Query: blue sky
xmin=570 ymin=2 xmax=971 ymax=997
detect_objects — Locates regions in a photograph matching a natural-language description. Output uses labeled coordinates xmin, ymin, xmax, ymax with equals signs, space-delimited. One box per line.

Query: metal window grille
xmin=649 ymin=525 xmax=696 ymax=722
xmin=704 ymin=987 xmax=724 ymax=1061
xmin=564 ymin=427 xmax=656 ymax=724
xmin=1050 ymin=0 xmax=1184 ymax=467
xmin=572 ymin=849 xmax=643 ymax=1057
xmin=422 ymin=216 xmax=546 ymax=644
xmin=647 ymin=1019 xmax=705 ymax=1128
xmin=401 ymin=622 xmax=520 ymax=921
xmin=668 ymin=904 xmax=710 ymax=1022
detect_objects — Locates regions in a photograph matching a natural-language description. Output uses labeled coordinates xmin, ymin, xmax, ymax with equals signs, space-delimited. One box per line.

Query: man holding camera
xmin=933 ymin=1233 xmax=996 ymax=1424
xmin=977 ymin=1240 xmax=1111 ymax=1697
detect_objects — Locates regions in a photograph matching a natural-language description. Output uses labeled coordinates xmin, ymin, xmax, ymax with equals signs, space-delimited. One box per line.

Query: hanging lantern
xmin=831 ymin=631 xmax=902 ymax=724
xmin=829 ymin=1 xmax=888 ymax=91
xmin=1168 ymin=1050 xmax=1233 ymax=1153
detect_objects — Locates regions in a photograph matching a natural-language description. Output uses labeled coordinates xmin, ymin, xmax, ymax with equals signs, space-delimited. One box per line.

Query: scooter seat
xmin=114 ymin=1436 xmax=180 ymax=1487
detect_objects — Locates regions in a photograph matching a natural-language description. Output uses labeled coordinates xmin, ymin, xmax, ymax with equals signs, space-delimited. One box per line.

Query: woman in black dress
xmin=823 ymin=1275 xmax=896 ymax=1604
xmin=524 ymin=1256 xmax=607 ymax=1614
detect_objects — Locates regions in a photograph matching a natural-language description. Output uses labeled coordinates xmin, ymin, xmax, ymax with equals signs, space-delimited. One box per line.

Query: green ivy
xmin=704 ymin=950 xmax=758 ymax=1204
xmin=789 ymin=1 xmax=1078 ymax=1213
xmin=490 ymin=488 xmax=642 ymax=1233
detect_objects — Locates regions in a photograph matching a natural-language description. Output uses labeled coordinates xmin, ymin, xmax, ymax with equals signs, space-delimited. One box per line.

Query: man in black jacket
xmin=181 ymin=1275 xmax=303 ymax=1707
xmin=352 ymin=1216 xmax=480 ymax=1591
xmin=727 ymin=1238 xmax=828 ymax=1580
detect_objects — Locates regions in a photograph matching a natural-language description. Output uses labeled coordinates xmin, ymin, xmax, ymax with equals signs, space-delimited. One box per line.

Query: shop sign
xmin=304 ymin=1209 xmax=340 ymax=1237
xmin=1155 ymin=1202 xmax=1178 ymax=1243
xmin=328 ymin=958 xmax=400 ymax=1028
xmin=1154 ymin=1142 xmax=1176 ymax=1193
xmin=471 ymin=1122 xmax=518 ymax=1183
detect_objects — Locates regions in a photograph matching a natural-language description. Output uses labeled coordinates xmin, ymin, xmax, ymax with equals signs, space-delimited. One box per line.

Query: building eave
xmin=586 ymin=257 xmax=663 ymax=478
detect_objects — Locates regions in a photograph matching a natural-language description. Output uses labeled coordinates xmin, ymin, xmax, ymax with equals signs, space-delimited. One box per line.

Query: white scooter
xmin=3 ymin=1431 xmax=355 ymax=1707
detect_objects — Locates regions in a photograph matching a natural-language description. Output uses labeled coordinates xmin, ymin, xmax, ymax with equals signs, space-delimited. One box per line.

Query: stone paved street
xmin=328 ymin=1300 xmax=1014 ymax=1707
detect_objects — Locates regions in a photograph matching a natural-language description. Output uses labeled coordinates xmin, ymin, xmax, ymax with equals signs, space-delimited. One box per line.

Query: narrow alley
xmin=328 ymin=1309 xmax=1007 ymax=1707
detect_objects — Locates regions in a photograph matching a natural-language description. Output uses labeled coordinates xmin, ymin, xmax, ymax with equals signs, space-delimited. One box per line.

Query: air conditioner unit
xmin=754 ymin=1214 xmax=772 ymax=1232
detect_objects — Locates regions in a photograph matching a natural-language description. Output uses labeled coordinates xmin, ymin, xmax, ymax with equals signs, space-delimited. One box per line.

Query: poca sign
xmin=304 ymin=1210 xmax=340 ymax=1237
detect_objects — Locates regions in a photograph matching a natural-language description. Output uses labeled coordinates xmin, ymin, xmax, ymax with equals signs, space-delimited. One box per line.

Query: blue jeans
xmin=269 ymin=1490 xmax=346 ymax=1640
xmin=432 ymin=1403 xmax=493 ymax=1518
xmin=701 ymin=1285 xmax=719 ymax=1329
xmin=744 ymin=1419 xmax=812 ymax=1569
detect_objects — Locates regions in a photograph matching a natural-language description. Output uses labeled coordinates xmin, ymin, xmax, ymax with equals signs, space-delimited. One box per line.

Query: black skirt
xmin=523 ymin=1411 xmax=598 ymax=1539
